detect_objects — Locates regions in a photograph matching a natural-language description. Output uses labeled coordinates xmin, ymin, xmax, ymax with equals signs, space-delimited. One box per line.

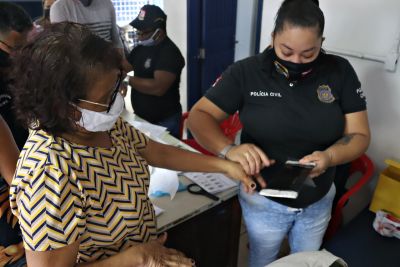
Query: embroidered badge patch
xmin=317 ymin=85 xmax=335 ymax=103
xmin=144 ymin=58 xmax=152 ymax=69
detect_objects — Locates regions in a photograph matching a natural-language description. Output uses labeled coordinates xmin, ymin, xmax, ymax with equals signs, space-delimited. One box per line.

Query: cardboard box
xmin=370 ymin=159 xmax=400 ymax=217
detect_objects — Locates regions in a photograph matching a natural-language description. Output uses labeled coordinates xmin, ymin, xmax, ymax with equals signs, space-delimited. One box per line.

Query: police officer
xmin=126 ymin=5 xmax=185 ymax=138
xmin=187 ymin=0 xmax=370 ymax=266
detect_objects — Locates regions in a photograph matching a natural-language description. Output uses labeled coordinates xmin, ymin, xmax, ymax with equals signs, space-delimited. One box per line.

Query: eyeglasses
xmin=0 ymin=40 xmax=14 ymax=51
xmin=78 ymin=70 xmax=123 ymax=112
xmin=107 ymin=70 xmax=123 ymax=112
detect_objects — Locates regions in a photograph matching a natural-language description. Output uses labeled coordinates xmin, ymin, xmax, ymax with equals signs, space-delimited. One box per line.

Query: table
xmin=324 ymin=209 xmax=400 ymax=267
xmin=122 ymin=110 xmax=242 ymax=267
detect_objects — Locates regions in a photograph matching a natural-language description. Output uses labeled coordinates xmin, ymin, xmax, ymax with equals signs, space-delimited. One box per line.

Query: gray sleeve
xmin=109 ymin=2 xmax=123 ymax=48
xmin=50 ymin=1 xmax=68 ymax=23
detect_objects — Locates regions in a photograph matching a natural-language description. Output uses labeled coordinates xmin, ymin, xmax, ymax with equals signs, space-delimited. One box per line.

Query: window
xmin=112 ymin=0 xmax=164 ymax=27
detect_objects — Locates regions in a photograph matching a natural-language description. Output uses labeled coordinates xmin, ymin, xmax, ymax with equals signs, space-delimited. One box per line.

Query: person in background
xmin=34 ymin=0 xmax=57 ymax=27
xmin=0 ymin=4 xmax=32 ymax=266
xmin=0 ymin=116 xmax=25 ymax=267
xmin=9 ymin=22 xmax=256 ymax=267
xmin=50 ymin=0 xmax=123 ymax=49
xmin=0 ymin=2 xmax=32 ymax=150
xmin=187 ymin=0 xmax=370 ymax=266
xmin=126 ymin=5 xmax=185 ymax=139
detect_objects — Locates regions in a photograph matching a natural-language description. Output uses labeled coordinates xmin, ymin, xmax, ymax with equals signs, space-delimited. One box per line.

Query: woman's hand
xmin=126 ymin=233 xmax=195 ymax=267
xmin=299 ymin=151 xmax=332 ymax=178
xmin=223 ymin=161 xmax=266 ymax=193
xmin=226 ymin=144 xmax=275 ymax=176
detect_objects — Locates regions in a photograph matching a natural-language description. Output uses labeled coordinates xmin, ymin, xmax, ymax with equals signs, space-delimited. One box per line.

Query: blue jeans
xmin=156 ymin=112 xmax=181 ymax=139
xmin=239 ymin=184 xmax=336 ymax=267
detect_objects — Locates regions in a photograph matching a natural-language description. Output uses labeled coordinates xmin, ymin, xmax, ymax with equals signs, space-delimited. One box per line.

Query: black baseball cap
xmin=129 ymin=5 xmax=166 ymax=31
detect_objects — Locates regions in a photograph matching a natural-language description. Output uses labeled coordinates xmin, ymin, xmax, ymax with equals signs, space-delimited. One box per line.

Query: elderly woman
xmin=9 ymin=22 xmax=255 ymax=267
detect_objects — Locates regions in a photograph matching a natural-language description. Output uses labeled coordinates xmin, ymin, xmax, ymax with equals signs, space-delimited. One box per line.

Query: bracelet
xmin=218 ymin=144 xmax=236 ymax=159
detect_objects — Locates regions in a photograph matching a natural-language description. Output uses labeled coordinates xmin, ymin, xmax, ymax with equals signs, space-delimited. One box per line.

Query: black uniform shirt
xmin=0 ymin=49 xmax=28 ymax=150
xmin=128 ymin=37 xmax=185 ymax=123
xmin=206 ymin=48 xmax=367 ymax=208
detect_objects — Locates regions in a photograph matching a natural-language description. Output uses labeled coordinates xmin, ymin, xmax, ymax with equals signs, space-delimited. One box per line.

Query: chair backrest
xmin=179 ymin=111 xmax=243 ymax=155
xmin=324 ymin=154 xmax=374 ymax=240
xmin=220 ymin=112 xmax=242 ymax=141
xmin=180 ymin=112 xmax=242 ymax=141
xmin=179 ymin=112 xmax=190 ymax=140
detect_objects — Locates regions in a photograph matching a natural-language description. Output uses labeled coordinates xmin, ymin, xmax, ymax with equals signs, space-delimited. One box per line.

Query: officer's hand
xmin=299 ymin=151 xmax=332 ymax=178
xmin=226 ymin=143 xmax=275 ymax=175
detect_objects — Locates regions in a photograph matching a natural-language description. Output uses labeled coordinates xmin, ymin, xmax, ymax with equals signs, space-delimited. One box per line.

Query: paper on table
xmin=133 ymin=121 xmax=167 ymax=139
xmin=121 ymin=110 xmax=167 ymax=139
xmin=148 ymin=166 xmax=179 ymax=200
xmin=184 ymin=172 xmax=238 ymax=194
xmin=153 ymin=204 xmax=165 ymax=217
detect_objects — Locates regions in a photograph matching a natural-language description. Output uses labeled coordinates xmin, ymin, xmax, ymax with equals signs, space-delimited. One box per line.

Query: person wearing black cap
xmin=126 ymin=5 xmax=185 ymax=138
xmin=187 ymin=0 xmax=370 ymax=266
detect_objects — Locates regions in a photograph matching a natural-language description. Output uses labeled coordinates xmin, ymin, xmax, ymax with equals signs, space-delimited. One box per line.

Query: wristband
xmin=218 ymin=144 xmax=236 ymax=159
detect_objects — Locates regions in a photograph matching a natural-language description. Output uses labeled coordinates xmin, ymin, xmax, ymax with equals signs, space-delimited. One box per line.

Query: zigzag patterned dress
xmin=9 ymin=118 xmax=157 ymax=263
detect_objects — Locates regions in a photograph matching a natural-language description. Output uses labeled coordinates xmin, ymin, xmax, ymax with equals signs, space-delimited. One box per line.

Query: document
xmin=184 ymin=172 xmax=238 ymax=194
xmin=152 ymin=205 xmax=165 ymax=217
xmin=121 ymin=110 xmax=167 ymax=139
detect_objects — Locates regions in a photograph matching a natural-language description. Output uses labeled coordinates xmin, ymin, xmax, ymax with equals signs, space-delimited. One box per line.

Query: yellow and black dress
xmin=9 ymin=118 xmax=157 ymax=263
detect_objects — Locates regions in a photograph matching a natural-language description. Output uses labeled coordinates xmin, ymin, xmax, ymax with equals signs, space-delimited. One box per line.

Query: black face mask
xmin=79 ymin=0 xmax=92 ymax=6
xmin=273 ymin=49 xmax=319 ymax=81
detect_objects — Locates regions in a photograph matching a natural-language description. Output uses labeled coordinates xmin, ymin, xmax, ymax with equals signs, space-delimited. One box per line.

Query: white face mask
xmin=76 ymin=93 xmax=124 ymax=132
xmin=138 ymin=29 xmax=161 ymax=47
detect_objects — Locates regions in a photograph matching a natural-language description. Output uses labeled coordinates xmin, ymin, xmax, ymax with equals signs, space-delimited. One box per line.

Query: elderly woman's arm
xmin=25 ymin=233 xmax=193 ymax=267
xmin=300 ymin=110 xmax=371 ymax=177
xmin=139 ymin=136 xmax=257 ymax=192
xmin=0 ymin=116 xmax=19 ymax=184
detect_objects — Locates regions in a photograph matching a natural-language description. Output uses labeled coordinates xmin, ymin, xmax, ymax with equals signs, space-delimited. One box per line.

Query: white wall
xmin=260 ymin=0 xmax=400 ymax=174
xmin=235 ymin=0 xmax=257 ymax=61
xmin=164 ymin=0 xmax=188 ymax=112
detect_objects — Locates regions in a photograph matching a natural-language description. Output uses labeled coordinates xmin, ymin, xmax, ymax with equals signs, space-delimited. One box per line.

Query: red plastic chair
xmin=179 ymin=111 xmax=242 ymax=156
xmin=324 ymin=154 xmax=374 ymax=240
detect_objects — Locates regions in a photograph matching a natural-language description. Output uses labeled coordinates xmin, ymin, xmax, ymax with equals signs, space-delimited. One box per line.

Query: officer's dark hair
xmin=273 ymin=0 xmax=324 ymax=37
xmin=0 ymin=2 xmax=32 ymax=34
xmin=10 ymin=22 xmax=122 ymax=135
